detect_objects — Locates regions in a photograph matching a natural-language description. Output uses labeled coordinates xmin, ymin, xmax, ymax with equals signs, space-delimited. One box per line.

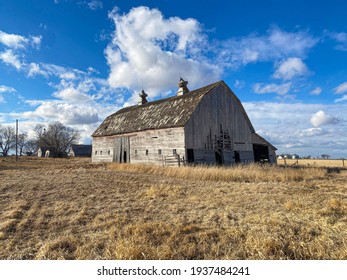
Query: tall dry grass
xmin=108 ymin=162 xmax=327 ymax=183
xmin=1 ymin=157 xmax=346 ymax=260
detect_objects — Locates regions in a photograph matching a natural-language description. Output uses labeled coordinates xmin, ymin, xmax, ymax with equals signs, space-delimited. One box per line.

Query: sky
xmin=0 ymin=0 xmax=346 ymax=158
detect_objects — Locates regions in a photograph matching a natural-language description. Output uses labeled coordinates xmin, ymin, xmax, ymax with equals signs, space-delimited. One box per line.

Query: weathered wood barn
xmin=92 ymin=79 xmax=276 ymax=165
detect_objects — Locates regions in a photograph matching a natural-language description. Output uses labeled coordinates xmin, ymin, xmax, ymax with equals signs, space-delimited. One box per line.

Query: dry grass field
xmin=1 ymin=157 xmax=347 ymax=260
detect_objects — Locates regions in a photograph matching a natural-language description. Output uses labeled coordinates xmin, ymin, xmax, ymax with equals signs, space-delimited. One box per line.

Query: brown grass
xmin=0 ymin=157 xmax=346 ymax=260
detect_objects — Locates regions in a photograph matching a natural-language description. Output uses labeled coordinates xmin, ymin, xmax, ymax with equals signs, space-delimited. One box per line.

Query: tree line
xmin=0 ymin=121 xmax=80 ymax=157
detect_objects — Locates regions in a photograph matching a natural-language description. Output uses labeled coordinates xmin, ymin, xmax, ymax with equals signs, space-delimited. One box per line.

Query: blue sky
xmin=0 ymin=0 xmax=346 ymax=158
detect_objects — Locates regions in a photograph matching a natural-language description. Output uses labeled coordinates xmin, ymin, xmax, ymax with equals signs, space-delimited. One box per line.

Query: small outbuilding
xmin=68 ymin=144 xmax=92 ymax=157
xmin=92 ymin=79 xmax=277 ymax=165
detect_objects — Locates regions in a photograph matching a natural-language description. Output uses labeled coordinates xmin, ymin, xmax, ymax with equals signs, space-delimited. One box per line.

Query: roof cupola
xmin=177 ymin=77 xmax=189 ymax=96
xmin=138 ymin=90 xmax=148 ymax=105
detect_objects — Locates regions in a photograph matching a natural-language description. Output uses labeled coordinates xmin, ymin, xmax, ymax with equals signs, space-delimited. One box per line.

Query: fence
xmin=277 ymin=158 xmax=345 ymax=168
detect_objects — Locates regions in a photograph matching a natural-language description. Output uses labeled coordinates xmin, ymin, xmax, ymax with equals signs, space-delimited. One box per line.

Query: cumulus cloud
xmin=219 ymin=26 xmax=318 ymax=68
xmin=252 ymin=82 xmax=291 ymax=95
xmin=310 ymin=110 xmax=339 ymax=127
xmin=310 ymin=87 xmax=322 ymax=95
xmin=53 ymin=86 xmax=93 ymax=103
xmin=244 ymin=102 xmax=347 ymax=157
xmin=19 ymin=101 xmax=99 ymax=125
xmin=0 ymin=95 xmax=5 ymax=103
xmin=106 ymin=6 xmax=221 ymax=96
xmin=0 ymin=49 xmax=22 ymax=69
xmin=273 ymin=57 xmax=310 ymax=80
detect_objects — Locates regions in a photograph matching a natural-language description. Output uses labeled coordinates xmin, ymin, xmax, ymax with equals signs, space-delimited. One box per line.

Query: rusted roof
xmin=92 ymin=81 xmax=222 ymax=137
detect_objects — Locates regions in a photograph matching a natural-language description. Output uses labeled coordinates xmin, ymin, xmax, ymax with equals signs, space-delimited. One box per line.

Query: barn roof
xmin=92 ymin=81 xmax=223 ymax=137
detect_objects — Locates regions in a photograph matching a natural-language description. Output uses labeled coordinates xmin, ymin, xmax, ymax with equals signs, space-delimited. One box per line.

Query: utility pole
xmin=16 ymin=119 xmax=18 ymax=161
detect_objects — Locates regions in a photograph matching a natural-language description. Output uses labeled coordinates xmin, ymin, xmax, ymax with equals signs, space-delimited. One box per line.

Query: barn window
xmin=173 ymin=149 xmax=177 ymax=155
xmin=158 ymin=149 xmax=162 ymax=155
xmin=100 ymin=151 xmax=102 ymax=155
xmin=146 ymin=149 xmax=149 ymax=156
xmin=108 ymin=150 xmax=110 ymax=155
xmin=95 ymin=151 xmax=97 ymax=155
xmin=135 ymin=150 xmax=137 ymax=155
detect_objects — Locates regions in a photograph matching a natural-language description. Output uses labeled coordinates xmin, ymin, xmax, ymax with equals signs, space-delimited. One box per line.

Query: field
xmin=1 ymin=157 xmax=347 ymax=260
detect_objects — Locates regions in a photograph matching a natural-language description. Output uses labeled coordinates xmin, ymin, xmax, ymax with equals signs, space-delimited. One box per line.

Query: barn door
xmin=253 ymin=144 xmax=269 ymax=162
xmin=113 ymin=137 xmax=130 ymax=163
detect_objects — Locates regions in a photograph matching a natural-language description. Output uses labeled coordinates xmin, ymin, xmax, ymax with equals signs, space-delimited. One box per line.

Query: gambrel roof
xmin=92 ymin=81 xmax=255 ymax=137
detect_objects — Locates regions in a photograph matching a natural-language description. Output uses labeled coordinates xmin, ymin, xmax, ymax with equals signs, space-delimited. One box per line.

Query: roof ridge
xmin=112 ymin=80 xmax=223 ymax=116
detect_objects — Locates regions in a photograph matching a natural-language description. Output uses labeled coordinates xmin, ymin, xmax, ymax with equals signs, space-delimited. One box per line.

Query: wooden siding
xmin=130 ymin=127 xmax=185 ymax=165
xmin=184 ymin=83 xmax=254 ymax=164
xmin=92 ymin=127 xmax=185 ymax=165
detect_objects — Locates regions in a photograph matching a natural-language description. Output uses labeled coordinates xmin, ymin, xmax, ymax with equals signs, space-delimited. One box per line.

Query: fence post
xmin=343 ymin=158 xmax=345 ymax=168
xmin=178 ymin=155 xmax=181 ymax=167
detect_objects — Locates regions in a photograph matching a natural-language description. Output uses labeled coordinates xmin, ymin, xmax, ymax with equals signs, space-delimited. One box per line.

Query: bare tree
xmin=24 ymin=139 xmax=39 ymax=156
xmin=17 ymin=133 xmax=27 ymax=156
xmin=0 ymin=125 xmax=16 ymax=156
xmin=34 ymin=121 xmax=80 ymax=157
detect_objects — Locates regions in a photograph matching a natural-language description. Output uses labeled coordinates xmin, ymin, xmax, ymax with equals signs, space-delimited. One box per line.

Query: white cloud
xmin=0 ymin=85 xmax=16 ymax=93
xmin=106 ymin=6 xmax=221 ymax=96
xmin=243 ymin=102 xmax=347 ymax=158
xmin=0 ymin=30 xmax=28 ymax=49
xmin=219 ymin=26 xmax=318 ymax=68
xmin=310 ymin=87 xmax=322 ymax=95
xmin=234 ymin=79 xmax=245 ymax=89
xmin=30 ymin=35 xmax=42 ymax=49
xmin=0 ymin=30 xmax=42 ymax=50
xmin=334 ymin=82 xmax=347 ymax=94
xmin=297 ymin=127 xmax=325 ymax=137
xmin=53 ymin=86 xmax=93 ymax=103
xmin=27 ymin=63 xmax=49 ymax=78
xmin=329 ymin=31 xmax=347 ymax=51
xmin=310 ymin=110 xmax=339 ymax=127
xmin=335 ymin=95 xmax=347 ymax=103
xmin=0 ymin=85 xmax=16 ymax=103
xmin=87 ymin=0 xmax=103 ymax=10
xmin=18 ymin=101 xmax=99 ymax=125
xmin=253 ymin=82 xmax=291 ymax=95
xmin=0 ymin=49 xmax=22 ymax=69
xmin=273 ymin=57 xmax=310 ymax=80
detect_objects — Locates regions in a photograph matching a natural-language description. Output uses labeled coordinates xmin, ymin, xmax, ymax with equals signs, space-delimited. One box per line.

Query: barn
xmin=91 ymin=79 xmax=276 ymax=165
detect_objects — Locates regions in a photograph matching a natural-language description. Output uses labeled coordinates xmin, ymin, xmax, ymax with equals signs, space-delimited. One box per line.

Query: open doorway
xmin=215 ymin=149 xmax=223 ymax=164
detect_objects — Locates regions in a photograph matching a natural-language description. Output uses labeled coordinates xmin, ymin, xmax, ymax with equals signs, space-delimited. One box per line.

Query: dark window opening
xmin=234 ymin=151 xmax=240 ymax=163
xmin=108 ymin=150 xmax=110 ymax=155
xmin=146 ymin=150 xmax=149 ymax=156
xmin=100 ymin=151 xmax=102 ymax=155
xmin=187 ymin=149 xmax=194 ymax=163
xmin=173 ymin=149 xmax=177 ymax=155
xmin=135 ymin=150 xmax=137 ymax=155
xmin=123 ymin=151 xmax=127 ymax=163
xmin=95 ymin=151 xmax=97 ymax=155
xmin=158 ymin=149 xmax=162 ymax=155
